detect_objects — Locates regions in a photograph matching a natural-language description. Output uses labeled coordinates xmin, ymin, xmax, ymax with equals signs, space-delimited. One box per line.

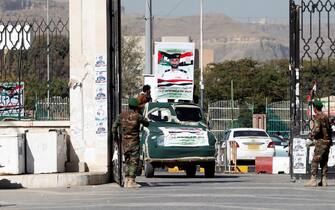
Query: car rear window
xmin=175 ymin=107 xmax=202 ymax=122
xmin=233 ymin=130 xmax=268 ymax=137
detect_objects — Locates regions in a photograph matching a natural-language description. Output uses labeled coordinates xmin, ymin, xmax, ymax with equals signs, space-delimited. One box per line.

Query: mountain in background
xmin=0 ymin=0 xmax=68 ymax=19
xmin=1 ymin=1 xmax=290 ymax=62
xmin=123 ymin=14 xmax=289 ymax=62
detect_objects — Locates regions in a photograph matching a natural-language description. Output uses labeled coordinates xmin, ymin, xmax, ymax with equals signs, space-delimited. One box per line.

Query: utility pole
xmin=46 ymin=0 xmax=50 ymax=119
xmin=145 ymin=0 xmax=153 ymax=75
xmin=231 ymin=80 xmax=234 ymax=128
xmin=200 ymin=0 xmax=204 ymax=109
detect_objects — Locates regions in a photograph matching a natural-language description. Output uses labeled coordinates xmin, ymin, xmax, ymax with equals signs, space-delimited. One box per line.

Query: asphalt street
xmin=0 ymin=172 xmax=335 ymax=210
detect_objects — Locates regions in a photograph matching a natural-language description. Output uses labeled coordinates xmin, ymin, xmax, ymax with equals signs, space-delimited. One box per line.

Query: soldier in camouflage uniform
xmin=112 ymin=98 xmax=149 ymax=188
xmin=305 ymin=100 xmax=331 ymax=187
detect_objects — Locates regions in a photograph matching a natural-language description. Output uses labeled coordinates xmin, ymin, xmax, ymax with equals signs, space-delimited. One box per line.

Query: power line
xmin=164 ymin=0 xmax=184 ymax=17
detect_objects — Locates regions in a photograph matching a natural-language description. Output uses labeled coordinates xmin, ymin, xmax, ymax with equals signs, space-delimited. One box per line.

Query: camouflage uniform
xmin=112 ymin=110 xmax=149 ymax=179
xmin=309 ymin=112 xmax=331 ymax=178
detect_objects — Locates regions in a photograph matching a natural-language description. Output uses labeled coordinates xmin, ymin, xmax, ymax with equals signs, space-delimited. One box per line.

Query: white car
xmin=224 ymin=128 xmax=275 ymax=162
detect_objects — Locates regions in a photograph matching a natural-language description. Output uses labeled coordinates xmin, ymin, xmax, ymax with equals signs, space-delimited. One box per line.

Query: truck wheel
xmin=144 ymin=162 xmax=154 ymax=178
xmin=204 ymin=162 xmax=215 ymax=178
xmin=185 ymin=165 xmax=197 ymax=178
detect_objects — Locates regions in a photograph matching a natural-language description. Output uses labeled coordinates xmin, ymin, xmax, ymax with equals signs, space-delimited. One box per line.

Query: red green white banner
xmin=154 ymin=42 xmax=195 ymax=101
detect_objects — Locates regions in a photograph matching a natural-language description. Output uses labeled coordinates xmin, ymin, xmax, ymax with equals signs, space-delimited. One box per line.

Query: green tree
xmin=1 ymin=34 xmax=69 ymax=110
xmin=121 ymin=36 xmax=144 ymax=98
xmin=204 ymin=59 xmax=290 ymax=113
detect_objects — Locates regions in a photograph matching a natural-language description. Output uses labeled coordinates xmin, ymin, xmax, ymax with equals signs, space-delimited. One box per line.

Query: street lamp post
xmin=145 ymin=0 xmax=153 ymax=75
xmin=200 ymin=0 xmax=204 ymax=110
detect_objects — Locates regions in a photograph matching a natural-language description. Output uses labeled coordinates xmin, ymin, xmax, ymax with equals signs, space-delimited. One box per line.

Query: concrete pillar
xmin=69 ymin=0 xmax=108 ymax=172
xmin=253 ymin=114 xmax=267 ymax=130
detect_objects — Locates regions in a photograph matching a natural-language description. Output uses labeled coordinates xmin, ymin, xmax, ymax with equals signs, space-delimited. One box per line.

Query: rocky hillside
xmin=122 ymin=14 xmax=289 ymax=62
xmin=0 ymin=0 xmax=68 ymax=19
xmin=1 ymin=1 xmax=290 ymax=62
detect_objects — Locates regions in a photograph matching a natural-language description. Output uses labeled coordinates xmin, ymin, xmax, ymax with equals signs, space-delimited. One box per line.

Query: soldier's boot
xmin=127 ymin=177 xmax=141 ymax=188
xmin=318 ymin=176 xmax=327 ymax=187
xmin=123 ymin=177 xmax=130 ymax=188
xmin=304 ymin=175 xmax=317 ymax=187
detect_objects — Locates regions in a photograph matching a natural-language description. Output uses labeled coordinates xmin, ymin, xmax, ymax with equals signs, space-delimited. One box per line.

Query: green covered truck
xmin=139 ymin=102 xmax=217 ymax=178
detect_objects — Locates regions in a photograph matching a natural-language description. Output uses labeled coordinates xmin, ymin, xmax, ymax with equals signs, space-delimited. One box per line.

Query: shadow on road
xmin=0 ymin=179 xmax=23 ymax=189
xmin=138 ymin=174 xmax=243 ymax=187
xmin=152 ymin=174 xmax=240 ymax=179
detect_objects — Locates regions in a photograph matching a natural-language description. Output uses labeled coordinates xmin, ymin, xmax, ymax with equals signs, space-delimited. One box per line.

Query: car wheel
xmin=144 ymin=162 xmax=155 ymax=178
xmin=204 ymin=162 xmax=215 ymax=178
xmin=185 ymin=165 xmax=197 ymax=178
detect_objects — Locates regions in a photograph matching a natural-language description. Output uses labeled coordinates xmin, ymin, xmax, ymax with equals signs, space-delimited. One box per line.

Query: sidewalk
xmin=0 ymin=172 xmax=109 ymax=189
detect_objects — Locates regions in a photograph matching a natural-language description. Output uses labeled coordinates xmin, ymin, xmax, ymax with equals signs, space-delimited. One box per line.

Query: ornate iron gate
xmin=290 ymin=0 xmax=335 ymax=137
xmin=290 ymin=0 xmax=335 ymax=178
xmin=0 ymin=18 xmax=69 ymax=120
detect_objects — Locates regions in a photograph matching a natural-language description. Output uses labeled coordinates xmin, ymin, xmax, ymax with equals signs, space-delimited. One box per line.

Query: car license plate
xmin=248 ymin=144 xmax=260 ymax=150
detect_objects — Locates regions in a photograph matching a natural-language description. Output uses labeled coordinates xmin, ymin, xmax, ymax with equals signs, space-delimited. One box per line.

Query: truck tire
xmin=144 ymin=162 xmax=155 ymax=178
xmin=204 ymin=162 xmax=215 ymax=178
xmin=185 ymin=165 xmax=197 ymax=178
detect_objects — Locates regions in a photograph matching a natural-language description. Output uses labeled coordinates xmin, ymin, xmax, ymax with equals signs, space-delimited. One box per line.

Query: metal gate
xmin=208 ymin=100 xmax=254 ymax=141
xmin=0 ymin=18 xmax=69 ymax=120
xmin=290 ymin=0 xmax=335 ymax=137
xmin=290 ymin=0 xmax=335 ymax=178
xmin=266 ymin=100 xmax=309 ymax=137
xmin=108 ymin=0 xmax=123 ymax=185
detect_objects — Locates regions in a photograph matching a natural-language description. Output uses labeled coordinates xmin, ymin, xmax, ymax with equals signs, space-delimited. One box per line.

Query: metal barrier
xmin=208 ymin=100 xmax=254 ymax=141
xmin=35 ymin=96 xmax=69 ymax=120
xmin=229 ymin=141 xmax=238 ymax=173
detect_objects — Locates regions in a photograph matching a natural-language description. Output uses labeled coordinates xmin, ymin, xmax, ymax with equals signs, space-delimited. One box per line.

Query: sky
xmin=121 ymin=0 xmax=288 ymax=21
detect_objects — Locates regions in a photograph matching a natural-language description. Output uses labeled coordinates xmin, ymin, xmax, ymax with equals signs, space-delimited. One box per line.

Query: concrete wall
xmin=69 ymin=0 xmax=108 ymax=172
xmin=0 ymin=121 xmax=70 ymax=135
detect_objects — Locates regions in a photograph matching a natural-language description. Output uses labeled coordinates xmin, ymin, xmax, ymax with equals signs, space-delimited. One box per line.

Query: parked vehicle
xmin=224 ymin=128 xmax=275 ymax=162
xmin=139 ymin=102 xmax=217 ymax=178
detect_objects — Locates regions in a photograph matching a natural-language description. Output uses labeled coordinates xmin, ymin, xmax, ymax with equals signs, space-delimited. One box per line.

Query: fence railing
xmin=0 ymin=18 xmax=69 ymax=121
xmin=35 ymin=96 xmax=69 ymax=121
xmin=208 ymin=100 xmax=254 ymax=141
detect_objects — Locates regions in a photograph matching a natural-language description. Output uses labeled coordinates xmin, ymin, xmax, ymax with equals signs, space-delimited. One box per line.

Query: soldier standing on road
xmin=112 ymin=98 xmax=149 ymax=188
xmin=305 ymin=100 xmax=331 ymax=187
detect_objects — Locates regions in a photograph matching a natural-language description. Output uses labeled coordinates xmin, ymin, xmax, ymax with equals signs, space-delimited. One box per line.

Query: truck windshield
xmin=175 ymin=107 xmax=202 ymax=122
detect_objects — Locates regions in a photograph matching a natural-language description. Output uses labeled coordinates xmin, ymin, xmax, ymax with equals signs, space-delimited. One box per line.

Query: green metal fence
xmin=35 ymin=97 xmax=69 ymax=120
xmin=266 ymin=100 xmax=310 ymax=138
xmin=208 ymin=100 xmax=254 ymax=141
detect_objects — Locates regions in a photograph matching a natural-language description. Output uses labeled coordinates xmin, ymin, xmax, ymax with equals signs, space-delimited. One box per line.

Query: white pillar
xmin=69 ymin=0 xmax=108 ymax=172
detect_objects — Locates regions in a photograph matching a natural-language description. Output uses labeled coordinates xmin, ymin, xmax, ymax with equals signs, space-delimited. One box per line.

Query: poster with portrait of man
xmin=154 ymin=42 xmax=195 ymax=101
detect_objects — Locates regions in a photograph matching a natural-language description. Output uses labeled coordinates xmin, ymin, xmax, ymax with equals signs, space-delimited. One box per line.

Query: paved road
xmin=1 ymin=173 xmax=335 ymax=210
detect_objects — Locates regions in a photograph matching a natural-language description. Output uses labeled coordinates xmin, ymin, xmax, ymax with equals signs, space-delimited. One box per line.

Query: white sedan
xmin=225 ymin=128 xmax=275 ymax=162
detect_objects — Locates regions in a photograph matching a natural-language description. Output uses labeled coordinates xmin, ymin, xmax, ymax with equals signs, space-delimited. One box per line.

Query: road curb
xmin=0 ymin=172 xmax=108 ymax=189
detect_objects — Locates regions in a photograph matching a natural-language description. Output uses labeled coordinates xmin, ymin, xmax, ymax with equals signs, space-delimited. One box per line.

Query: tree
xmin=121 ymin=36 xmax=144 ymax=98
xmin=1 ymin=34 xmax=69 ymax=110
xmin=204 ymin=59 xmax=290 ymax=113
